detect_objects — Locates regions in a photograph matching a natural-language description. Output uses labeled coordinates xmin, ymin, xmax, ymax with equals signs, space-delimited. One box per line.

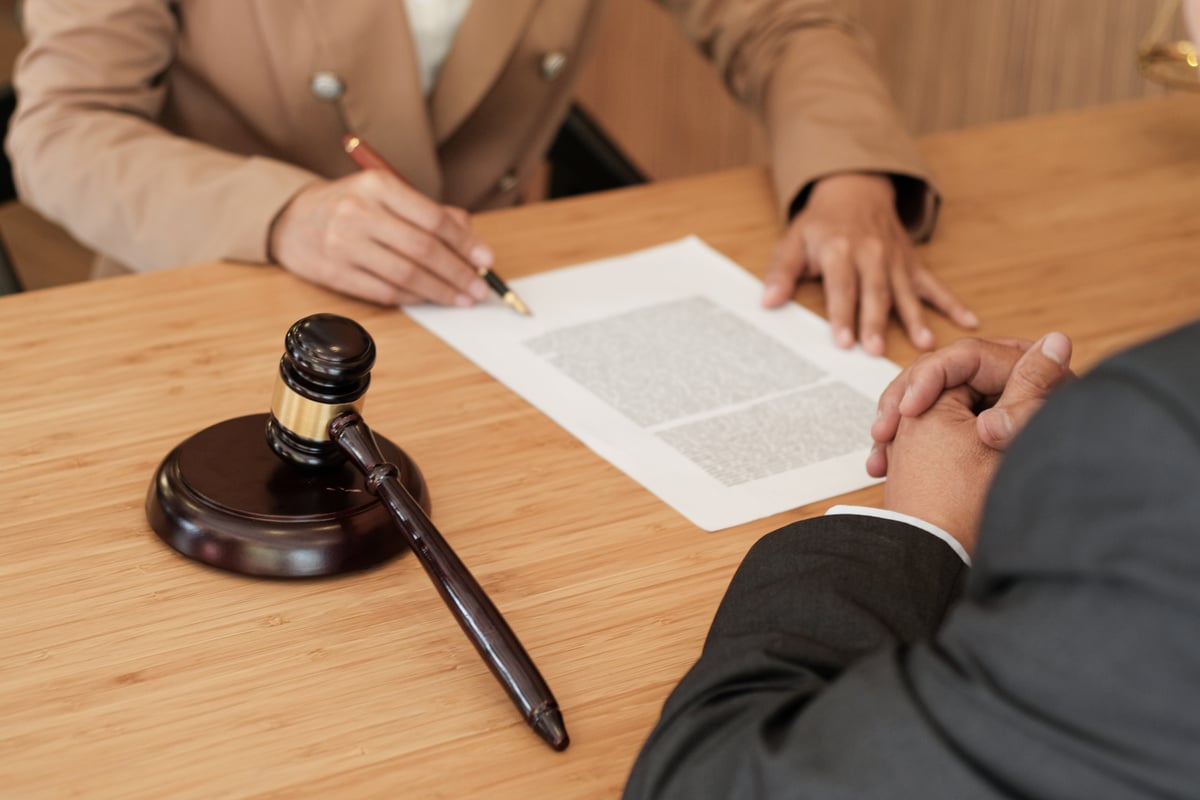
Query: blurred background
xmin=0 ymin=0 xmax=1180 ymax=292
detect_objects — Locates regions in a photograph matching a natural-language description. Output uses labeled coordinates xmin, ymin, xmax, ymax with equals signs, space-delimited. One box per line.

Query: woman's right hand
xmin=268 ymin=170 xmax=494 ymax=307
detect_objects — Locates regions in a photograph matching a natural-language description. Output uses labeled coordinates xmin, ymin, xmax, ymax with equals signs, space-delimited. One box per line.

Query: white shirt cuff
xmin=825 ymin=505 xmax=971 ymax=566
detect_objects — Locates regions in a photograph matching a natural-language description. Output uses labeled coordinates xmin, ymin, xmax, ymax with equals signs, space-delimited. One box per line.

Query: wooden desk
xmin=2 ymin=96 xmax=1198 ymax=799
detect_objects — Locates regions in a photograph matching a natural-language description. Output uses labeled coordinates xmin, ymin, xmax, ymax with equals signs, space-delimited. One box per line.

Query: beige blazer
xmin=9 ymin=0 xmax=935 ymax=276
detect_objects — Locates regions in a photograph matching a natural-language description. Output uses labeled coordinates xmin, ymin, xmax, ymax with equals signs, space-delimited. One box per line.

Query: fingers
xmin=889 ymin=255 xmax=935 ymax=352
xmin=359 ymin=205 xmax=489 ymax=302
xmin=855 ymin=238 xmax=890 ymax=356
xmin=774 ymin=174 xmax=972 ymax=353
xmin=913 ymin=264 xmax=979 ymax=331
xmin=318 ymin=198 xmax=480 ymax=305
xmin=867 ymin=333 xmax=1071 ymax=477
xmin=355 ymin=174 xmax=491 ymax=295
xmin=272 ymin=175 xmax=500 ymax=307
xmin=976 ymin=332 xmax=1073 ymax=450
xmin=820 ymin=238 xmax=858 ymax=349
xmin=761 ymin=222 xmax=808 ymax=308
xmin=897 ymin=337 xmax=1035 ymax=417
xmin=772 ymin=217 xmax=966 ymax=354
xmin=320 ymin=260 xmax=423 ymax=307
xmin=870 ymin=336 xmax=1034 ymax=450
xmin=351 ymin=238 xmax=478 ymax=307
xmin=365 ymin=172 xmax=492 ymax=270
xmin=866 ymin=441 xmax=888 ymax=479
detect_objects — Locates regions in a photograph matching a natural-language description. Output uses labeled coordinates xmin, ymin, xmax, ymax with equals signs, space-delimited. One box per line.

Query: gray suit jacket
xmin=624 ymin=321 xmax=1200 ymax=799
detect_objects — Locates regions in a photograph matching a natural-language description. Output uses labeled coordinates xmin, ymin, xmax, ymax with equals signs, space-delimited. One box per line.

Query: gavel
xmin=148 ymin=314 xmax=567 ymax=751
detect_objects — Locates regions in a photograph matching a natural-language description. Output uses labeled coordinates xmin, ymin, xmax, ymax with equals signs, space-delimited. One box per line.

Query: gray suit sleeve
xmin=625 ymin=322 xmax=1200 ymax=800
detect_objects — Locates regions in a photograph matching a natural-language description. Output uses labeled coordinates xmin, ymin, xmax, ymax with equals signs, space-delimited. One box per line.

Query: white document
xmin=404 ymin=236 xmax=900 ymax=531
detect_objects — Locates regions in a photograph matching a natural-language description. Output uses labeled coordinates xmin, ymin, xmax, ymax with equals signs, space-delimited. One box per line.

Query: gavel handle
xmin=327 ymin=412 xmax=568 ymax=751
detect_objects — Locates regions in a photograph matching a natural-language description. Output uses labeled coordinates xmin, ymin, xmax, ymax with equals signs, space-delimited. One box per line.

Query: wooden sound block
xmin=147 ymin=413 xmax=430 ymax=577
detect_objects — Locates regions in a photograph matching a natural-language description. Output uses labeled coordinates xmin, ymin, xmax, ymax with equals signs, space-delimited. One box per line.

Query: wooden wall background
xmin=575 ymin=0 xmax=1182 ymax=180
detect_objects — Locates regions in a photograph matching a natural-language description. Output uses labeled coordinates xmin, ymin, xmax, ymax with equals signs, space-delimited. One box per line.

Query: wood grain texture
xmin=844 ymin=0 xmax=1180 ymax=134
xmin=1 ymin=95 xmax=1199 ymax=798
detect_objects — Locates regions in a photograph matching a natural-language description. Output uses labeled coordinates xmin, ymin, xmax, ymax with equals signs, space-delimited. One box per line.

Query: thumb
xmin=977 ymin=331 xmax=1073 ymax=450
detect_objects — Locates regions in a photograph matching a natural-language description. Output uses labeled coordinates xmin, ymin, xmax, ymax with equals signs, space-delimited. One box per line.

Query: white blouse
xmin=403 ymin=0 xmax=473 ymax=95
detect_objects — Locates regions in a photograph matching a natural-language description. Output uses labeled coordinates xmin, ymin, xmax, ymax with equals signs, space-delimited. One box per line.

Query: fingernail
xmin=867 ymin=334 xmax=885 ymax=355
xmin=962 ymin=311 xmax=980 ymax=328
xmin=1040 ymin=332 xmax=1070 ymax=366
xmin=980 ymin=407 xmax=1013 ymax=442
xmin=915 ymin=327 xmax=934 ymax=349
xmin=468 ymin=279 xmax=489 ymax=301
xmin=835 ymin=328 xmax=854 ymax=348
xmin=453 ymin=293 xmax=475 ymax=308
xmin=469 ymin=244 xmax=494 ymax=269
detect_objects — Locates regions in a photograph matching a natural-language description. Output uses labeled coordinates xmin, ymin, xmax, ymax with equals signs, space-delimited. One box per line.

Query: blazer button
xmin=497 ymin=172 xmax=519 ymax=192
xmin=310 ymin=71 xmax=345 ymax=101
xmin=540 ymin=51 xmax=568 ymax=81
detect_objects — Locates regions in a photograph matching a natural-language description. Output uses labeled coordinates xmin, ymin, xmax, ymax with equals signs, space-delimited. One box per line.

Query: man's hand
xmin=883 ymin=385 xmax=1001 ymax=556
xmin=868 ymin=332 xmax=1074 ymax=477
xmin=761 ymin=173 xmax=977 ymax=356
xmin=269 ymin=171 xmax=494 ymax=307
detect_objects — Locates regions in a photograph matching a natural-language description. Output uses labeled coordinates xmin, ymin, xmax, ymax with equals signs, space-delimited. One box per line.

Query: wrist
xmin=808 ymin=172 xmax=896 ymax=208
xmin=828 ymin=505 xmax=971 ymax=564
xmin=267 ymin=180 xmax=322 ymax=265
xmin=884 ymin=499 xmax=975 ymax=556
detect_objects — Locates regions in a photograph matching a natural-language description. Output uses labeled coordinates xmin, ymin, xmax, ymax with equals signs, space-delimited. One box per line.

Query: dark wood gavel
xmin=264 ymin=314 xmax=568 ymax=751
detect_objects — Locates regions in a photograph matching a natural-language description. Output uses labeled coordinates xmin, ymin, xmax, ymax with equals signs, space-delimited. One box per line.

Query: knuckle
xmin=948 ymin=336 xmax=983 ymax=356
xmin=858 ymin=236 xmax=886 ymax=264
xmin=330 ymin=194 xmax=367 ymax=225
xmin=409 ymin=232 xmax=438 ymax=263
xmin=802 ymin=219 xmax=829 ymax=241
xmin=355 ymin=170 xmax=389 ymax=193
xmin=427 ymin=207 xmax=452 ymax=236
xmin=822 ymin=235 xmax=850 ymax=259
xmin=321 ymin=225 xmax=349 ymax=256
xmin=1018 ymin=365 xmax=1057 ymax=392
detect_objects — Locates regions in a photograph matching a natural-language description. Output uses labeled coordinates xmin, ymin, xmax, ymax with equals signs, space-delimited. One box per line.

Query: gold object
xmin=503 ymin=290 xmax=532 ymax=316
xmin=270 ymin=377 xmax=363 ymax=441
xmin=476 ymin=265 xmax=533 ymax=316
xmin=1139 ymin=0 xmax=1200 ymax=90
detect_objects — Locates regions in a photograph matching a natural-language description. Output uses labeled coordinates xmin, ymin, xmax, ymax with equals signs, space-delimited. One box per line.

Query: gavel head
xmin=266 ymin=314 xmax=375 ymax=468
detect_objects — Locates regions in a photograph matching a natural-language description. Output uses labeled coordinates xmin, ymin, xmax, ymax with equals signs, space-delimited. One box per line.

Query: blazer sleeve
xmin=8 ymin=0 xmax=318 ymax=272
xmin=658 ymin=0 xmax=938 ymax=239
xmin=624 ymin=514 xmax=969 ymax=799
xmin=625 ymin=322 xmax=1200 ymax=799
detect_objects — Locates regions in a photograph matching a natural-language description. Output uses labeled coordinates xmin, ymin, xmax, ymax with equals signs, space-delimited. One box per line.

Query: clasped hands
xmin=869 ymin=333 xmax=1075 ymax=556
xmin=270 ymin=171 xmax=974 ymax=356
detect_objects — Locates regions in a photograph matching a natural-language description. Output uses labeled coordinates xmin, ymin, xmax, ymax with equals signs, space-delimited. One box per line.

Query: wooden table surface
xmin=2 ymin=95 xmax=1199 ymax=799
